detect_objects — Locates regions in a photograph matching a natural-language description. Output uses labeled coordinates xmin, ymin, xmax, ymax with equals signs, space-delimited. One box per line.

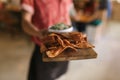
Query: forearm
xmin=22 ymin=19 xmax=40 ymax=37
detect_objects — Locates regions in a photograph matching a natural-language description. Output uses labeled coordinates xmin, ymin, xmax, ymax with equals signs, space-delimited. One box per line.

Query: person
xmin=94 ymin=0 xmax=112 ymax=42
xmin=21 ymin=0 xmax=72 ymax=80
xmin=70 ymin=0 xmax=99 ymax=32
xmin=70 ymin=0 xmax=108 ymax=42
xmin=95 ymin=0 xmax=112 ymax=42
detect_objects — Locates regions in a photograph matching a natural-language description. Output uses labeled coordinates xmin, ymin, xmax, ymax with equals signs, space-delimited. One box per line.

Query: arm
xmin=22 ymin=11 xmax=46 ymax=39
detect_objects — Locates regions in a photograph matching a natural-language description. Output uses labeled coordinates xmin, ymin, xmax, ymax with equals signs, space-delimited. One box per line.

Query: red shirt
xmin=21 ymin=0 xmax=72 ymax=45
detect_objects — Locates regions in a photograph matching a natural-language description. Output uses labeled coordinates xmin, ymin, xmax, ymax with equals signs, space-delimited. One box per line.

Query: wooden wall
xmin=111 ymin=1 xmax=120 ymax=21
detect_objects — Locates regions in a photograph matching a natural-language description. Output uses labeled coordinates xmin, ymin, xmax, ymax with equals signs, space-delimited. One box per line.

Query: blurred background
xmin=0 ymin=0 xmax=120 ymax=80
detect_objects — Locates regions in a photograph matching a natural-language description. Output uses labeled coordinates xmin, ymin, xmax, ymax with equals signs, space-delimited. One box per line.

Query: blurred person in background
xmin=21 ymin=0 xmax=72 ymax=80
xmin=95 ymin=0 xmax=112 ymax=42
xmin=70 ymin=0 xmax=108 ymax=43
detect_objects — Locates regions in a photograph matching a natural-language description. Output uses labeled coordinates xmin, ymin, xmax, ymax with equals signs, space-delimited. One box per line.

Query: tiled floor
xmin=0 ymin=21 xmax=120 ymax=80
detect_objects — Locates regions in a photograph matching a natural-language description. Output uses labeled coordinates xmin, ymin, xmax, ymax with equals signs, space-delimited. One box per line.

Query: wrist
xmin=38 ymin=29 xmax=49 ymax=39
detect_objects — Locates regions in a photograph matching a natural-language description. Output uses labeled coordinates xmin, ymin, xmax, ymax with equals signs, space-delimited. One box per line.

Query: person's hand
xmin=38 ymin=29 xmax=49 ymax=41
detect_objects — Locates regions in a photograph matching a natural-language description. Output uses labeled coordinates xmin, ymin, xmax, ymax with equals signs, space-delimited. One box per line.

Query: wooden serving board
xmin=42 ymin=48 xmax=97 ymax=62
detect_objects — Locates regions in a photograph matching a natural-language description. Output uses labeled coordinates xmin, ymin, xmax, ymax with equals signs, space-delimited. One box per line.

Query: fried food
xmin=41 ymin=32 xmax=94 ymax=58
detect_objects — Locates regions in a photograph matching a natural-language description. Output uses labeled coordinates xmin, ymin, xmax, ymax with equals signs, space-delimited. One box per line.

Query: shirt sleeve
xmin=21 ymin=0 xmax=34 ymax=14
xmin=99 ymin=0 xmax=107 ymax=10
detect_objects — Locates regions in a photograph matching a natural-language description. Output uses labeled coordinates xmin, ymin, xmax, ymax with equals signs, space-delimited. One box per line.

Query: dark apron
xmin=28 ymin=44 xmax=69 ymax=80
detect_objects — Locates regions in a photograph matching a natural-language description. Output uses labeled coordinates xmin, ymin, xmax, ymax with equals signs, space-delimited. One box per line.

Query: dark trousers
xmin=73 ymin=22 xmax=87 ymax=32
xmin=28 ymin=44 xmax=69 ymax=80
